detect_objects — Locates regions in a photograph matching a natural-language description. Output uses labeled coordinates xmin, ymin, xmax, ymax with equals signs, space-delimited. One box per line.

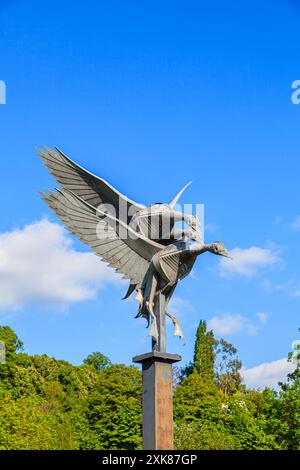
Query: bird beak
xmin=221 ymin=251 xmax=233 ymax=259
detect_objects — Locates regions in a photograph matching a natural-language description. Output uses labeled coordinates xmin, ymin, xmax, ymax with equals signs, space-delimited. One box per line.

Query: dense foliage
xmin=0 ymin=324 xmax=299 ymax=450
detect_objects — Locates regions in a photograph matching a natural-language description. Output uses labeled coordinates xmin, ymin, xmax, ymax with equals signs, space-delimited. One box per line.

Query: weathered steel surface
xmin=152 ymin=293 xmax=166 ymax=352
xmin=38 ymin=147 xmax=232 ymax=344
xmin=133 ymin=351 xmax=181 ymax=450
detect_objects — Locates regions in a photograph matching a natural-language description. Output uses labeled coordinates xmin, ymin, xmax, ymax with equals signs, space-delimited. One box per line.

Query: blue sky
xmin=0 ymin=0 xmax=300 ymax=388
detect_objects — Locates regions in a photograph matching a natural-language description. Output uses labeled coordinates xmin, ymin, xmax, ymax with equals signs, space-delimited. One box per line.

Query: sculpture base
xmin=133 ymin=352 xmax=182 ymax=450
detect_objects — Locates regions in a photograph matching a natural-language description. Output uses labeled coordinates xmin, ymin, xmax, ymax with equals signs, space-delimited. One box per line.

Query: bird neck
xmin=188 ymin=243 xmax=211 ymax=255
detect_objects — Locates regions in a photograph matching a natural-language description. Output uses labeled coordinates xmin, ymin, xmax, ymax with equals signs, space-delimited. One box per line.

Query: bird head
xmin=207 ymin=241 xmax=231 ymax=258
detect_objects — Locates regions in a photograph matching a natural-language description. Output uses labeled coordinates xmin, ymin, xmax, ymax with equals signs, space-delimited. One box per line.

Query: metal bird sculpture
xmin=38 ymin=147 xmax=230 ymax=344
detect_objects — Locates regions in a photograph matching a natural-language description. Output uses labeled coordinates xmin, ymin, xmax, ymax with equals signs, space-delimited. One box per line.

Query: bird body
xmin=38 ymin=147 xmax=230 ymax=343
xmin=152 ymin=241 xmax=198 ymax=284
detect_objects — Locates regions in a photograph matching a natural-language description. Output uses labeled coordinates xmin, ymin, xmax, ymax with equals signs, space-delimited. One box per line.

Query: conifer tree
xmin=193 ymin=320 xmax=217 ymax=381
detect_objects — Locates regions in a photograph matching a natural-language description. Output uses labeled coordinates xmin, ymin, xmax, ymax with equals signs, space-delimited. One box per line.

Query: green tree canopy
xmin=0 ymin=323 xmax=299 ymax=450
xmin=83 ymin=352 xmax=111 ymax=371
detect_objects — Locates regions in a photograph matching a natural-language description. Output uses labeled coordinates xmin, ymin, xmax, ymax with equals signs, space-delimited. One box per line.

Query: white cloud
xmin=246 ymin=323 xmax=260 ymax=336
xmin=207 ymin=313 xmax=245 ymax=335
xmin=168 ymin=296 xmax=193 ymax=320
xmin=0 ymin=219 xmax=121 ymax=311
xmin=242 ymin=358 xmax=295 ymax=390
xmin=218 ymin=245 xmax=281 ymax=279
xmin=255 ymin=312 xmax=269 ymax=325
xmin=291 ymin=215 xmax=300 ymax=230
xmin=207 ymin=312 xmax=270 ymax=336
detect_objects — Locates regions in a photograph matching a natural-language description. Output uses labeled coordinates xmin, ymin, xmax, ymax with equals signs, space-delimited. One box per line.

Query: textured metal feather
xmin=38 ymin=147 xmax=145 ymax=224
xmin=41 ymin=188 xmax=161 ymax=286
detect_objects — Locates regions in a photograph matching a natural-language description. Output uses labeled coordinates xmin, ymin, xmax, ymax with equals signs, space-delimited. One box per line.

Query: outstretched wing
xmin=38 ymin=146 xmax=145 ymax=223
xmin=40 ymin=188 xmax=162 ymax=286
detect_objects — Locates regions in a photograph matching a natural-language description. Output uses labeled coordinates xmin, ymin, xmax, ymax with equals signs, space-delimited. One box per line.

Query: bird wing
xmin=38 ymin=146 xmax=145 ymax=223
xmin=40 ymin=188 xmax=162 ymax=286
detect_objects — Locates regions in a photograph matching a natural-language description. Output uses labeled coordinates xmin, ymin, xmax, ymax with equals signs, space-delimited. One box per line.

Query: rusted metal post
xmin=133 ymin=293 xmax=181 ymax=450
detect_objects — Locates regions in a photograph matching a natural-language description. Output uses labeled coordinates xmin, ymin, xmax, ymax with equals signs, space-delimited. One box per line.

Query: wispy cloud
xmin=218 ymin=244 xmax=281 ymax=279
xmin=204 ymin=223 xmax=219 ymax=234
xmin=255 ymin=312 xmax=269 ymax=325
xmin=291 ymin=215 xmax=300 ymax=230
xmin=207 ymin=312 xmax=270 ymax=336
xmin=291 ymin=285 xmax=300 ymax=297
xmin=261 ymin=278 xmax=300 ymax=298
xmin=242 ymin=358 xmax=294 ymax=390
xmin=0 ymin=219 xmax=121 ymax=311
xmin=169 ymin=296 xmax=193 ymax=320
